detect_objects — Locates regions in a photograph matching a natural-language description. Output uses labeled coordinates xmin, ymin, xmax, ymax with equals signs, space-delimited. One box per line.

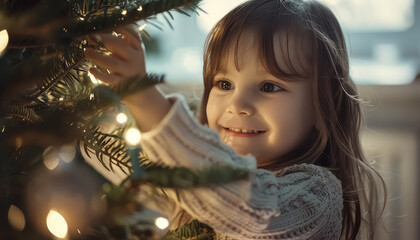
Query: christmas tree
xmin=0 ymin=0 xmax=248 ymax=239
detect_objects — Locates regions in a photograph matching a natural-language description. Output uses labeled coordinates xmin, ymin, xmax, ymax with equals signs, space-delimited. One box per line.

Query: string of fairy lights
xmin=88 ymin=62 xmax=142 ymax=146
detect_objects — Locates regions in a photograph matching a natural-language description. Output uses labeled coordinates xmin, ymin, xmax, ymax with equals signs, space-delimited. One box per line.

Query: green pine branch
xmin=134 ymin=164 xmax=250 ymax=189
xmin=0 ymin=0 xmax=72 ymax=48
xmin=0 ymin=42 xmax=88 ymax=103
xmin=3 ymin=0 xmax=203 ymax=48
xmin=29 ymin=42 xmax=88 ymax=99
xmin=5 ymin=105 xmax=42 ymax=124
xmin=164 ymin=219 xmax=214 ymax=240
xmin=81 ymin=126 xmax=132 ymax=175
xmin=62 ymin=0 xmax=204 ymax=40
xmin=0 ymin=1 xmax=220 ymax=239
xmin=2 ymin=73 xmax=164 ymax=152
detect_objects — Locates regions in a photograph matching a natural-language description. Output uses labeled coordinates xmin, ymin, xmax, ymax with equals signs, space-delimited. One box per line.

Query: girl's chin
xmin=220 ymin=133 xmax=264 ymax=158
xmin=225 ymin=143 xmax=249 ymax=155
xmin=235 ymin=149 xmax=249 ymax=156
xmin=231 ymin=145 xmax=256 ymax=158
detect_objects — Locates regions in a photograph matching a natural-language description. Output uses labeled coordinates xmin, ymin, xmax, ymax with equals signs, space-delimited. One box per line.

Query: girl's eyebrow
xmin=214 ymin=70 xmax=292 ymax=83
xmin=214 ymin=71 xmax=231 ymax=77
xmin=215 ymin=67 xmax=229 ymax=74
xmin=260 ymin=72 xmax=290 ymax=84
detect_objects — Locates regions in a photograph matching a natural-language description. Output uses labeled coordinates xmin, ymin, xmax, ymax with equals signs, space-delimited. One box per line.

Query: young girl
xmin=84 ymin=0 xmax=386 ymax=239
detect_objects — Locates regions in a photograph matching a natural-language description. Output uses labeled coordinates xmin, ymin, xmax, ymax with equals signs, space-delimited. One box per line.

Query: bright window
xmin=197 ymin=0 xmax=248 ymax=33
xmin=319 ymin=0 xmax=415 ymax=31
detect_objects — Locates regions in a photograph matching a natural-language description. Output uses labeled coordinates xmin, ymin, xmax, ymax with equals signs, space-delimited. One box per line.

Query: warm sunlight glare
xmin=46 ymin=210 xmax=68 ymax=239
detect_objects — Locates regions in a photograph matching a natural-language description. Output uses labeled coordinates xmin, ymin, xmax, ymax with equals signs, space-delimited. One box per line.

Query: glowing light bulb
xmin=125 ymin=128 xmax=141 ymax=145
xmin=155 ymin=217 xmax=169 ymax=229
xmin=46 ymin=210 xmax=68 ymax=239
xmin=121 ymin=9 xmax=127 ymax=15
xmin=137 ymin=6 xmax=143 ymax=12
xmin=8 ymin=205 xmax=25 ymax=231
xmin=116 ymin=113 xmax=128 ymax=124
xmin=0 ymin=29 xmax=9 ymax=55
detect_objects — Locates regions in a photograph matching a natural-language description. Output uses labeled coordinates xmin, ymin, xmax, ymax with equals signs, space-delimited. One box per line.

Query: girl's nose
xmin=225 ymin=91 xmax=256 ymax=116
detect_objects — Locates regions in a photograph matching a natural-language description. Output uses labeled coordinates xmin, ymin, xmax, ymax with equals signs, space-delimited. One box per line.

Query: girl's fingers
xmin=84 ymin=48 xmax=125 ymax=74
xmin=84 ymin=25 xmax=146 ymax=82
xmin=85 ymin=25 xmax=144 ymax=59
xmin=115 ymin=26 xmax=143 ymax=50
xmin=97 ymin=33 xmax=137 ymax=60
xmin=87 ymin=34 xmax=103 ymax=46
xmin=89 ymin=67 xmax=123 ymax=85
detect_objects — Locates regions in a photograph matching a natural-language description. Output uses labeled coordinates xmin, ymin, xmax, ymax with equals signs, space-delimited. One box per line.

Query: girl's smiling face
xmin=206 ymin=31 xmax=315 ymax=167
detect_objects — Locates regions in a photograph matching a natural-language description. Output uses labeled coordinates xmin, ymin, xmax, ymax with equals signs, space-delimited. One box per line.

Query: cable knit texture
xmin=139 ymin=94 xmax=343 ymax=240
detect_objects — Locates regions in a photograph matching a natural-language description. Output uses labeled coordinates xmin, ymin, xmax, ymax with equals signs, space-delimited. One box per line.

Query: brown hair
xmin=199 ymin=0 xmax=386 ymax=239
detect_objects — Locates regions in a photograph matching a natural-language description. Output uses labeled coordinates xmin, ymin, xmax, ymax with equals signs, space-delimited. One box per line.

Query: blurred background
xmin=143 ymin=0 xmax=420 ymax=239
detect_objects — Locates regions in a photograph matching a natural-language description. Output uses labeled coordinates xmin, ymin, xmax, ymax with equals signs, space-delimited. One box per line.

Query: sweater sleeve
xmin=140 ymin=94 xmax=343 ymax=239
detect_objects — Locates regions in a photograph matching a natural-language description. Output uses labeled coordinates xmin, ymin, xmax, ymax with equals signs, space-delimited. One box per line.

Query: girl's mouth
xmin=223 ymin=128 xmax=266 ymax=137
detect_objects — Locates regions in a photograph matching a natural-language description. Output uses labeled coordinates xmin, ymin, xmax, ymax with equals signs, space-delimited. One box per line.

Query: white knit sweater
xmin=137 ymin=94 xmax=344 ymax=240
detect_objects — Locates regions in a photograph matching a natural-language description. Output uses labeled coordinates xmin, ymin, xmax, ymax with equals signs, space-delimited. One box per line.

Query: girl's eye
xmin=214 ymin=80 xmax=232 ymax=90
xmin=260 ymin=82 xmax=282 ymax=93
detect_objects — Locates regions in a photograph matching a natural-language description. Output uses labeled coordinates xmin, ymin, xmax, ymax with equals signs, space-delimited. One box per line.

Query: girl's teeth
xmin=228 ymin=128 xmax=259 ymax=133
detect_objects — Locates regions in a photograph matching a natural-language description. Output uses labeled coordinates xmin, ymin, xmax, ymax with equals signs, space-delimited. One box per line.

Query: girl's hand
xmin=84 ymin=25 xmax=146 ymax=86
xmin=84 ymin=25 xmax=171 ymax=133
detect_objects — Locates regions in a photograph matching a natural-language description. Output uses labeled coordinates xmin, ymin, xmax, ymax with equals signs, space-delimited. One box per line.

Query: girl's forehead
xmin=273 ymin=30 xmax=313 ymax=76
xmin=218 ymin=29 xmax=313 ymax=78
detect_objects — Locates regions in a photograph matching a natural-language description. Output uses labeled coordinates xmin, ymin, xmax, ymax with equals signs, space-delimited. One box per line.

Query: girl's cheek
xmin=206 ymin=95 xmax=216 ymax=121
xmin=206 ymin=93 xmax=224 ymax=127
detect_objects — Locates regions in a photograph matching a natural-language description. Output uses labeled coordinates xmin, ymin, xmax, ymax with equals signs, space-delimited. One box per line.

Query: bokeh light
xmin=154 ymin=217 xmax=169 ymax=230
xmin=43 ymin=146 xmax=59 ymax=171
xmin=58 ymin=145 xmax=76 ymax=163
xmin=0 ymin=29 xmax=9 ymax=55
xmin=46 ymin=210 xmax=68 ymax=239
xmin=125 ymin=127 xmax=141 ymax=145
xmin=8 ymin=205 xmax=25 ymax=231
xmin=116 ymin=113 xmax=128 ymax=124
